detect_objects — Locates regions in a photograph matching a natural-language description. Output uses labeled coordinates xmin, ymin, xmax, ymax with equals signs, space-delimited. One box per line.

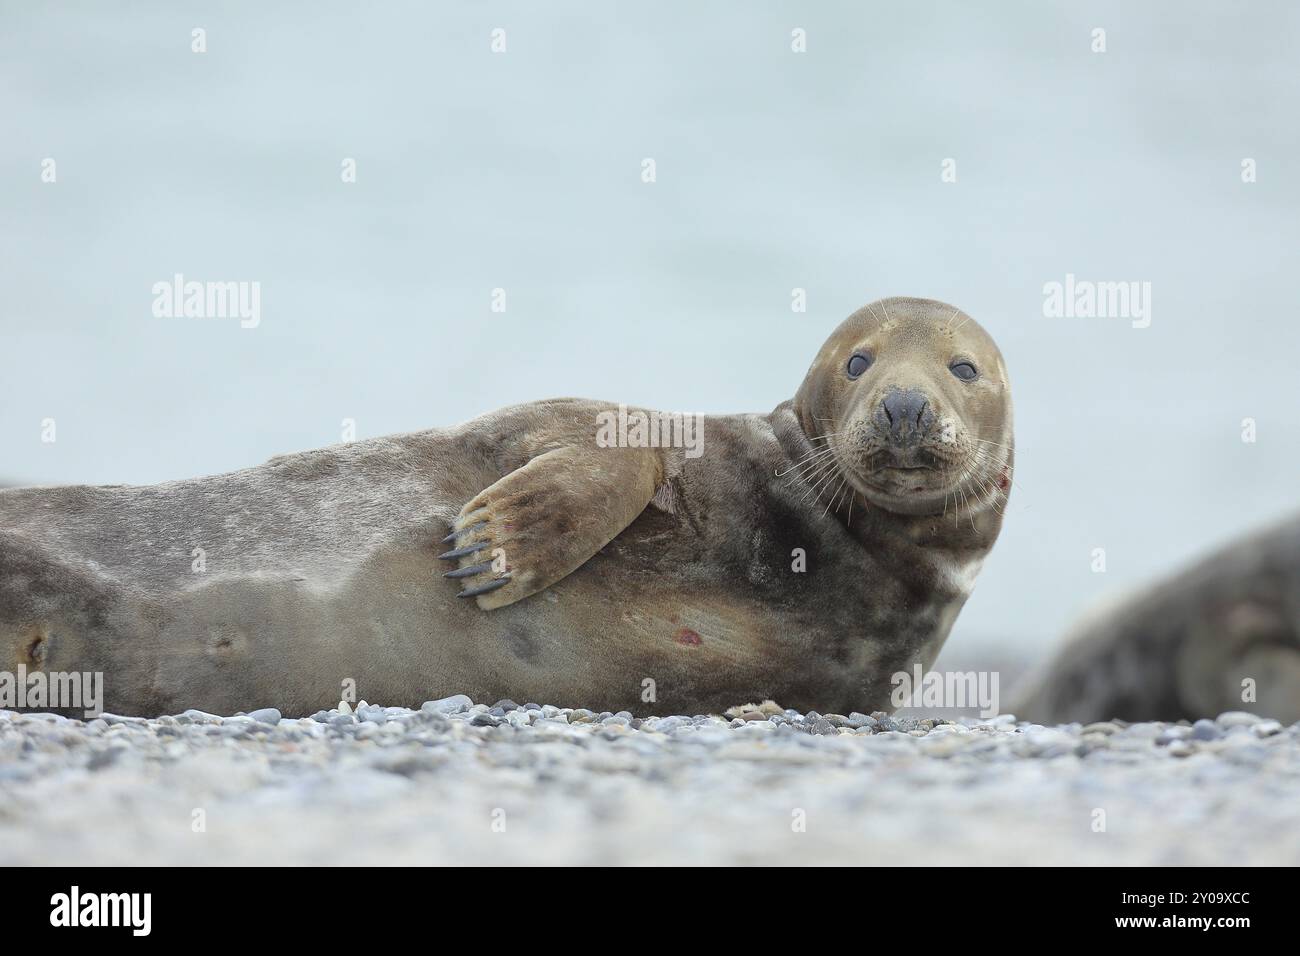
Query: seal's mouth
xmin=834 ymin=431 xmax=982 ymax=512
xmin=863 ymin=443 xmax=964 ymax=475
xmin=859 ymin=453 xmax=962 ymax=492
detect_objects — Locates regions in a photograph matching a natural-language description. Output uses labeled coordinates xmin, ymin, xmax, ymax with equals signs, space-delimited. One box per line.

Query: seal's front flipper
xmin=439 ymin=445 xmax=662 ymax=610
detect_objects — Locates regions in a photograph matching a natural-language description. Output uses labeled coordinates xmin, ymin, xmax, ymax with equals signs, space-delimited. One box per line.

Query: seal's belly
xmin=442 ymin=507 xmax=955 ymax=715
xmin=469 ymin=576 xmax=814 ymax=714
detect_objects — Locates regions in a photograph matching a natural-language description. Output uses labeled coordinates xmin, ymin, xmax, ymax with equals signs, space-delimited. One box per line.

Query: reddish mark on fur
xmin=673 ymin=627 xmax=702 ymax=646
xmin=997 ymin=469 xmax=1010 ymax=491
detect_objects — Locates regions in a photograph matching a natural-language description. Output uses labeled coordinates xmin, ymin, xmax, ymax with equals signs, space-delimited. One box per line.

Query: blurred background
xmin=2 ymin=1 xmax=1298 ymax=669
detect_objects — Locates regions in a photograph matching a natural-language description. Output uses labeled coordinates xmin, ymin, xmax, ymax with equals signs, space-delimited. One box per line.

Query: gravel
xmin=2 ymin=699 xmax=1299 ymax=865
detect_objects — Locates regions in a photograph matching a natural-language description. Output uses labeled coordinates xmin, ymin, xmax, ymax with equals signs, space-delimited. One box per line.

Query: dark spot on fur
xmin=204 ymin=626 xmax=247 ymax=659
xmin=508 ymin=491 xmax=540 ymax=511
xmin=673 ymin=627 xmax=702 ymax=646
xmin=505 ymin=625 xmax=540 ymax=663
xmin=22 ymin=627 xmax=50 ymax=667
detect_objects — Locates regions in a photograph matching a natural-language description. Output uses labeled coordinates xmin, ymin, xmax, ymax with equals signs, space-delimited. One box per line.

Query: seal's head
xmin=794 ymin=297 xmax=1014 ymax=518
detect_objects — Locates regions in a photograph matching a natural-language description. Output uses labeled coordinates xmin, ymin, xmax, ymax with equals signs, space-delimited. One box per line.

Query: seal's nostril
xmin=880 ymin=389 xmax=933 ymax=442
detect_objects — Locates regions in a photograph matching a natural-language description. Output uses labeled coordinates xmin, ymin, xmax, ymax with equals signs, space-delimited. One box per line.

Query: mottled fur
xmin=1 ymin=298 xmax=1013 ymax=717
xmin=1015 ymin=514 xmax=1300 ymax=724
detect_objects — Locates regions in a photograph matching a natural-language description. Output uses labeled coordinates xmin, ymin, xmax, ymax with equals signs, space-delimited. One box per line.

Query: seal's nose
xmin=878 ymin=388 xmax=934 ymax=443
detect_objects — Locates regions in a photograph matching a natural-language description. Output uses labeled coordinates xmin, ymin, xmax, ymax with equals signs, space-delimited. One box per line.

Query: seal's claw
xmin=441 ymin=520 xmax=487 ymax=543
xmin=444 ymin=562 xmax=493 ymax=579
xmin=458 ymin=576 xmax=510 ymax=598
xmin=438 ymin=541 xmax=489 ymax=561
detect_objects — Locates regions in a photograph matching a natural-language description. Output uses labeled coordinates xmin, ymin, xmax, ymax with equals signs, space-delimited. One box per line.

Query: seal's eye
xmin=949 ymin=361 xmax=978 ymax=382
xmin=847 ymin=353 xmax=872 ymax=379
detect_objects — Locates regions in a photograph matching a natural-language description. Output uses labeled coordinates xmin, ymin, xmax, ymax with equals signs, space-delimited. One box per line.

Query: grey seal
xmin=1015 ymin=512 xmax=1300 ymax=724
xmin=0 ymin=297 xmax=1014 ymax=716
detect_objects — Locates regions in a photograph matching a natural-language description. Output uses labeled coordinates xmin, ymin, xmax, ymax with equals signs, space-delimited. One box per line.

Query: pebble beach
xmin=3 ymin=698 xmax=1298 ymax=866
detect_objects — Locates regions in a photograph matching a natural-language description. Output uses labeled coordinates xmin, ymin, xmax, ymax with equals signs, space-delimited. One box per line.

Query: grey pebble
xmin=1123 ymin=722 xmax=1165 ymax=739
xmin=1191 ymin=719 xmax=1221 ymax=741
xmin=86 ymin=747 xmax=125 ymax=770
xmin=1082 ymin=721 xmax=1121 ymax=736
xmin=422 ymin=695 xmax=472 ymax=716
xmin=1216 ymin=711 xmax=1260 ymax=729
xmin=98 ymin=713 xmax=147 ymax=726
xmin=532 ymin=718 xmax=573 ymax=730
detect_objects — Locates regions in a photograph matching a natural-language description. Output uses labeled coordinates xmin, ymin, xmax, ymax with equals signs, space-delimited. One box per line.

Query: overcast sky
xmin=3 ymin=1 xmax=1298 ymax=656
